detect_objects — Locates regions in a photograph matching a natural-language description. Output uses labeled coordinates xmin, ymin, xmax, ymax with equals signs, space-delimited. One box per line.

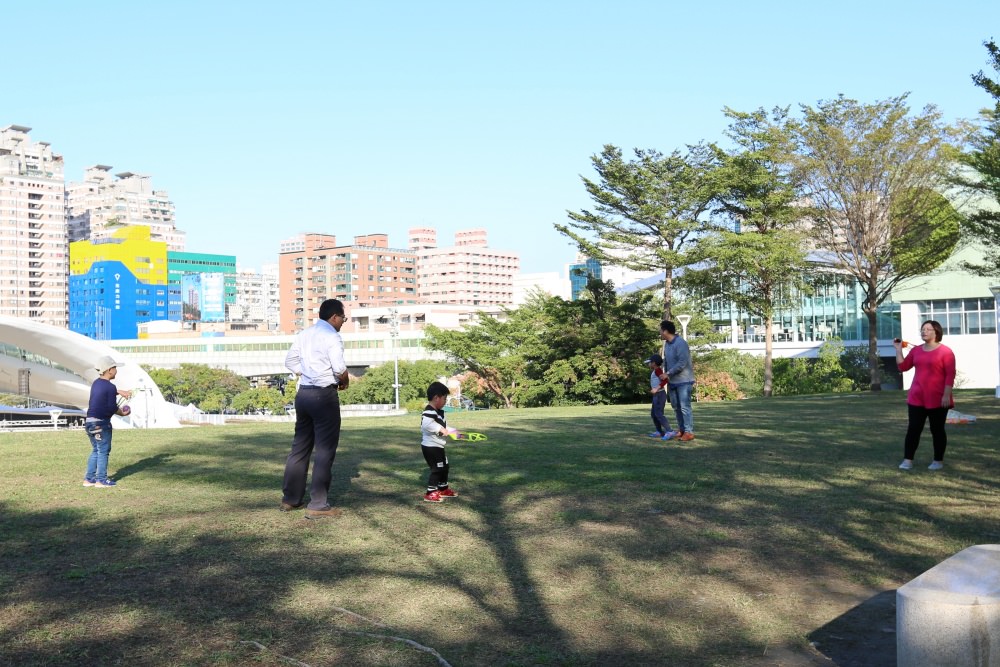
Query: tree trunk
xmin=763 ymin=320 xmax=774 ymax=397
xmin=662 ymin=270 xmax=673 ymax=321
xmin=660 ymin=269 xmax=674 ymax=368
xmin=485 ymin=375 xmax=513 ymax=408
xmin=866 ymin=308 xmax=882 ymax=392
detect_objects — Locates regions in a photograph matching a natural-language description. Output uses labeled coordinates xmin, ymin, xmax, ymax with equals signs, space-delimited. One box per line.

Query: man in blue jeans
xmin=661 ymin=320 xmax=696 ymax=441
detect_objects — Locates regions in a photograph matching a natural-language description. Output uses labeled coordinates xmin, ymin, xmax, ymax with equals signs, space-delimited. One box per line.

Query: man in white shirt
xmin=281 ymin=299 xmax=350 ymax=519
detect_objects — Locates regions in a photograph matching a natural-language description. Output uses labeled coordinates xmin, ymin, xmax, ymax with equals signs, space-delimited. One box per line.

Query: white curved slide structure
xmin=0 ymin=316 xmax=179 ymax=428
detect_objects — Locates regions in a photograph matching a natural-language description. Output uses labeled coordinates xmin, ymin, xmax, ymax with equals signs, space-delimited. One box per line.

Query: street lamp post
xmin=389 ymin=308 xmax=400 ymax=410
xmin=49 ymin=408 xmax=62 ymax=430
xmin=991 ymin=286 xmax=1000 ymax=398
xmin=677 ymin=314 xmax=691 ymax=339
xmin=136 ymin=377 xmax=147 ymax=428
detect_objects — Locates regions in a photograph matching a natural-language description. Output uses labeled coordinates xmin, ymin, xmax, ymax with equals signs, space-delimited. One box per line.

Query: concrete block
xmin=897 ymin=544 xmax=1000 ymax=666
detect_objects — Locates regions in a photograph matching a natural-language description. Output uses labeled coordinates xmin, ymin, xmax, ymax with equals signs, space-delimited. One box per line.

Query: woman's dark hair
xmin=923 ymin=320 xmax=944 ymax=342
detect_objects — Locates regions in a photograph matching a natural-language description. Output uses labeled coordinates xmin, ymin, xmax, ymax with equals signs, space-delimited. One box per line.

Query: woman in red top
xmin=895 ymin=320 xmax=956 ymax=471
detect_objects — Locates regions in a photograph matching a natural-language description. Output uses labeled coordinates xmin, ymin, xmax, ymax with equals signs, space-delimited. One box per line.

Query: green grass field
xmin=1 ymin=390 xmax=998 ymax=666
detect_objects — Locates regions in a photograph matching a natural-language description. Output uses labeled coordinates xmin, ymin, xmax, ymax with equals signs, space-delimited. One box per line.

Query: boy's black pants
xmin=422 ymin=445 xmax=449 ymax=490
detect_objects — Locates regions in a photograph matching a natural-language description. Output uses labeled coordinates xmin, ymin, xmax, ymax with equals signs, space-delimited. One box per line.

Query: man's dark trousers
xmin=283 ymin=384 xmax=341 ymax=510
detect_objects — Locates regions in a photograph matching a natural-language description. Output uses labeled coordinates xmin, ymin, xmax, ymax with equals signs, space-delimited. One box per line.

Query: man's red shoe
xmin=423 ymin=491 xmax=443 ymax=503
xmin=437 ymin=488 xmax=458 ymax=498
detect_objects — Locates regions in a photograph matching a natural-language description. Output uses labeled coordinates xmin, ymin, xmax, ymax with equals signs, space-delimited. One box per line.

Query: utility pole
xmin=389 ymin=308 xmax=400 ymax=410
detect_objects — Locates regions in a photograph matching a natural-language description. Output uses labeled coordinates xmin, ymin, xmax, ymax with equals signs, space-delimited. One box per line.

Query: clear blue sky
xmin=5 ymin=1 xmax=999 ymax=273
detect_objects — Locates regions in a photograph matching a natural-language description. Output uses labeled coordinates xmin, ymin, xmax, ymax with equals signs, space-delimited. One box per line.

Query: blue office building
xmin=569 ymin=257 xmax=602 ymax=301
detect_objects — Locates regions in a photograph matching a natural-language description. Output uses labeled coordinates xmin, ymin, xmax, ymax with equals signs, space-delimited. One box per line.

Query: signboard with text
xmin=181 ymin=273 xmax=226 ymax=322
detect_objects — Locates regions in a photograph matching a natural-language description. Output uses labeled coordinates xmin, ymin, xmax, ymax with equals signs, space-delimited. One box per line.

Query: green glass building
xmin=167 ymin=251 xmax=237 ymax=321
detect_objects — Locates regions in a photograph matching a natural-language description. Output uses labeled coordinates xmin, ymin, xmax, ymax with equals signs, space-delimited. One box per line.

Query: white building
xmin=599 ymin=263 xmax=660 ymax=291
xmin=232 ymin=263 xmax=280 ymax=330
xmin=0 ymin=125 xmax=68 ymax=328
xmin=279 ymin=234 xmax=305 ymax=254
xmin=67 ymin=165 xmax=184 ymax=250
xmin=513 ymin=271 xmax=571 ymax=305
xmin=892 ymin=243 xmax=999 ymax=391
xmin=413 ymin=227 xmax=520 ymax=306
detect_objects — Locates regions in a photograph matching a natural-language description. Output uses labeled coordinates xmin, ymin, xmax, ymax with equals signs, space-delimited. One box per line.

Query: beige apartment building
xmin=67 ymin=165 xmax=185 ymax=250
xmin=412 ymin=227 xmax=519 ymax=306
xmin=0 ymin=125 xmax=68 ymax=327
xmin=278 ymin=233 xmax=418 ymax=333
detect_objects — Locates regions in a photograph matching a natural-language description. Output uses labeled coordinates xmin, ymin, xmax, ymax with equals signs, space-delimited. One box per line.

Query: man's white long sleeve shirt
xmin=285 ymin=319 xmax=347 ymax=387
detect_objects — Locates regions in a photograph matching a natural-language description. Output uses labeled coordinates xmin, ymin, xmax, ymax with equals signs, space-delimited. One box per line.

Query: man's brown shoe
xmin=279 ymin=502 xmax=304 ymax=512
xmin=305 ymin=506 xmax=342 ymax=520
xmin=678 ymin=432 xmax=696 ymax=442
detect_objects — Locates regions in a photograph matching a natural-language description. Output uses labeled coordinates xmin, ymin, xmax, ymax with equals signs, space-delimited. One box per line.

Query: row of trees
xmin=147 ymin=365 xmax=290 ymax=415
xmin=417 ymin=279 xmax=895 ymax=408
xmin=555 ymin=39 xmax=1000 ymax=396
xmin=556 ymin=99 xmax=963 ymax=396
xmin=142 ymin=326 xmax=888 ymax=412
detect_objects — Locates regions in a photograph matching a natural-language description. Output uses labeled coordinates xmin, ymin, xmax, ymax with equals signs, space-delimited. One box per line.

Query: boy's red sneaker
xmin=423 ymin=491 xmax=443 ymax=503
xmin=437 ymin=488 xmax=458 ymax=498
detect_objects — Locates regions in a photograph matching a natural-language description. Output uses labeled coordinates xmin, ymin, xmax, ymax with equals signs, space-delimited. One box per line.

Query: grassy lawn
xmin=1 ymin=390 xmax=998 ymax=667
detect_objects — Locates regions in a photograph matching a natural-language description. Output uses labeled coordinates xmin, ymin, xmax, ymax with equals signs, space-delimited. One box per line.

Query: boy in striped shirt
xmin=420 ymin=381 xmax=460 ymax=502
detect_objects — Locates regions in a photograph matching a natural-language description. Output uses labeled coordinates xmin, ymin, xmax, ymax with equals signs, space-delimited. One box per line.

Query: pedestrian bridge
xmin=106 ymin=331 xmax=445 ymax=378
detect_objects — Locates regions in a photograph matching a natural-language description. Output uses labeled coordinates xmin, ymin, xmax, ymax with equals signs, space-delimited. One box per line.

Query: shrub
xmin=230 ymin=387 xmax=287 ymax=414
xmin=694 ymin=369 xmax=744 ymax=402
xmin=0 ymin=393 xmax=29 ymax=407
xmin=841 ymin=344 xmax=871 ymax=390
xmin=696 ymin=349 xmax=763 ymax=397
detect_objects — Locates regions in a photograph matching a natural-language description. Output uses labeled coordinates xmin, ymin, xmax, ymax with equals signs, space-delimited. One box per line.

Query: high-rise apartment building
xmin=0 ymin=125 xmax=68 ymax=327
xmin=278 ymin=233 xmax=418 ymax=333
xmin=408 ymin=227 xmax=437 ymax=250
xmin=414 ymin=228 xmax=519 ymax=306
xmin=67 ymin=165 xmax=185 ymax=250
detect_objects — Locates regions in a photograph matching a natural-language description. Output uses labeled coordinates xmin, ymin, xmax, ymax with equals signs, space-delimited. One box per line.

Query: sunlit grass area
xmin=2 ymin=390 xmax=998 ymax=666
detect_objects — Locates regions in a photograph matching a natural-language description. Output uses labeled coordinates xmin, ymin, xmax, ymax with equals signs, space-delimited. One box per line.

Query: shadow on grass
xmin=113 ymin=453 xmax=174 ymax=481
xmin=2 ymin=392 xmax=998 ymax=666
xmin=2 ymin=424 xmax=581 ymax=665
xmin=808 ymin=590 xmax=897 ymax=667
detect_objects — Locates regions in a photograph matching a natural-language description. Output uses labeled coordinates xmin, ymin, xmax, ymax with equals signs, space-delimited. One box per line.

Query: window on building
xmin=918 ymin=298 xmax=996 ymax=335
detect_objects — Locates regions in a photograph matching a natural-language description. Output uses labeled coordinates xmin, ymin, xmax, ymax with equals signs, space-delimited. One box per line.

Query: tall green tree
xmin=536 ymin=278 xmax=661 ymax=405
xmin=556 ymin=144 xmax=720 ymax=320
xmin=687 ymin=107 xmax=809 ymax=396
xmin=954 ymin=39 xmax=1000 ymax=276
xmin=790 ymin=95 xmax=962 ymax=391
xmin=424 ymin=286 xmax=661 ymax=408
xmin=423 ymin=304 xmax=548 ymax=409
